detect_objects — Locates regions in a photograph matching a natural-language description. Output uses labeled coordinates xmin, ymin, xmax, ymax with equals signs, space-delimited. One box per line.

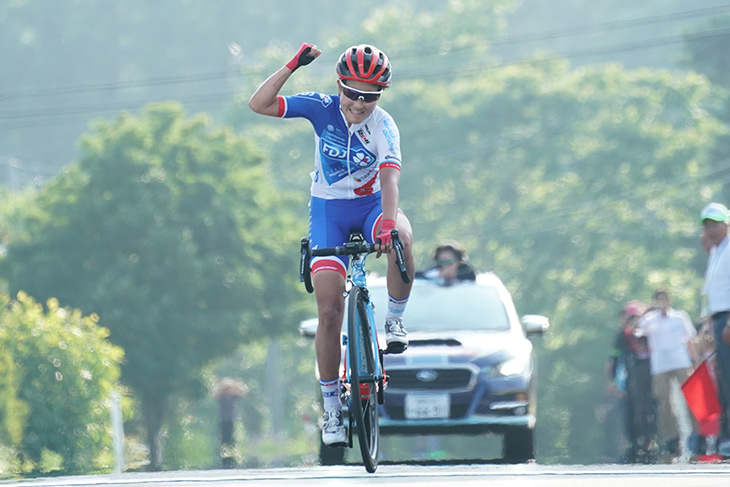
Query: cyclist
xmin=249 ymin=43 xmax=415 ymax=446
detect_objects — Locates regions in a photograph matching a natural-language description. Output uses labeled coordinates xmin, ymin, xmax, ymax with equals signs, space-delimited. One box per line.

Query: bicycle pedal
xmin=384 ymin=343 xmax=407 ymax=354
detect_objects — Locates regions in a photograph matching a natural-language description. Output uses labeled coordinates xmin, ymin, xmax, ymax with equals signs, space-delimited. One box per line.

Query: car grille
xmin=386 ymin=367 xmax=474 ymax=391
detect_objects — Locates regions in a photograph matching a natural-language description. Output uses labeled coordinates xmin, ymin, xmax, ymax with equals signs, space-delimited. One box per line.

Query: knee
xmin=318 ymin=303 xmax=344 ymax=331
xmin=401 ymin=230 xmax=413 ymax=254
xmin=395 ymin=224 xmax=413 ymax=256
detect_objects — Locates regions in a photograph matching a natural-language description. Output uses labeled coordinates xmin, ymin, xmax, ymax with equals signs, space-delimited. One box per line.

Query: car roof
xmin=299 ymin=272 xmax=525 ymax=336
xmin=368 ymin=272 xmax=507 ymax=289
xmin=368 ymin=272 xmax=522 ymax=331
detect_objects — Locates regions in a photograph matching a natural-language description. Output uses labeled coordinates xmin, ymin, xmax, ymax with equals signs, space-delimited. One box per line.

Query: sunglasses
xmin=436 ymin=258 xmax=456 ymax=267
xmin=340 ymin=83 xmax=382 ymax=103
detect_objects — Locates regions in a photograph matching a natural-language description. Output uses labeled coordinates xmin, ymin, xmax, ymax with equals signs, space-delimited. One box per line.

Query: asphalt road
xmin=2 ymin=464 xmax=729 ymax=487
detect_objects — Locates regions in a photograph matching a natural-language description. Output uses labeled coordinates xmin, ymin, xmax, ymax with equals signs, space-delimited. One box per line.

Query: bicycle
xmin=299 ymin=229 xmax=410 ymax=473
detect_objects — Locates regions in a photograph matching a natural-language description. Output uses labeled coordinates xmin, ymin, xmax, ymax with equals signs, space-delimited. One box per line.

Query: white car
xmin=301 ymin=272 xmax=549 ymax=464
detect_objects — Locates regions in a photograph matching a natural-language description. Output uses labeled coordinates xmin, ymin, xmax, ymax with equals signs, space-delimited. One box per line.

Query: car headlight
xmin=484 ymin=356 xmax=531 ymax=377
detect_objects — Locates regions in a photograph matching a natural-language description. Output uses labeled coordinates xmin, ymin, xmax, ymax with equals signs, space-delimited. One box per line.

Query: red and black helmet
xmin=336 ymin=45 xmax=392 ymax=87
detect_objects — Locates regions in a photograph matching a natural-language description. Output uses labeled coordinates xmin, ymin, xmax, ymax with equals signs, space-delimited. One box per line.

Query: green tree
xmin=1 ymin=102 xmax=306 ymax=469
xmin=158 ymin=334 xmax=319 ymax=470
xmin=682 ymin=15 xmax=730 ymax=89
xmin=239 ymin=3 xmax=728 ymax=458
xmin=0 ymin=292 xmax=123 ymax=473
xmin=0 ymin=0 xmax=396 ymax=180
xmin=681 ymin=15 xmax=730 ymax=202
xmin=501 ymin=0 xmax=730 ymax=70
xmin=3 ymin=0 xmax=728 ymax=467
xmin=394 ymin=61 xmax=726 ymax=462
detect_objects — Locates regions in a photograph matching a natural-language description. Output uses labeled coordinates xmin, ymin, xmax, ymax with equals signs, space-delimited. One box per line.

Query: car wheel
xmin=503 ymin=427 xmax=535 ymax=463
xmin=320 ymin=438 xmax=346 ymax=465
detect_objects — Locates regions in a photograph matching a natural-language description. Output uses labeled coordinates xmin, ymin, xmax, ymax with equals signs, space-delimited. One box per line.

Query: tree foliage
xmin=681 ymin=15 xmax=730 ymax=203
xmin=236 ymin=2 xmax=729 ymax=463
xmin=0 ymin=292 xmax=123 ymax=473
xmin=2 ymin=0 xmax=730 ymax=469
xmin=2 ymin=0 xmax=715 ymax=183
xmin=386 ymin=58 xmax=725 ymax=464
xmin=681 ymin=14 xmax=730 ymax=90
xmin=0 ymin=102 xmax=306 ymax=468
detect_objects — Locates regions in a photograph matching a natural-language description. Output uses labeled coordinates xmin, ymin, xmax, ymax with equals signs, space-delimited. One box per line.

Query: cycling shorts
xmin=308 ymin=193 xmax=386 ymax=280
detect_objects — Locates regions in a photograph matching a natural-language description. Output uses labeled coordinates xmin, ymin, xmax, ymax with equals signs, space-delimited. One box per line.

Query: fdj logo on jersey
xmin=321 ymin=141 xmax=376 ymax=166
xmin=298 ymin=92 xmax=332 ymax=107
xmin=351 ymin=151 xmax=374 ymax=168
xmin=321 ymin=141 xmax=347 ymax=159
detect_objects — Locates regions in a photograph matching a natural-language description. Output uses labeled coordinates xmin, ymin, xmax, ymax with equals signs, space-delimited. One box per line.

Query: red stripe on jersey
xmin=379 ymin=161 xmax=401 ymax=171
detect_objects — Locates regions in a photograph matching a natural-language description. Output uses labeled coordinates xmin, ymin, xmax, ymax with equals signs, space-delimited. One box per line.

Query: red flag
xmin=681 ymin=359 xmax=722 ymax=437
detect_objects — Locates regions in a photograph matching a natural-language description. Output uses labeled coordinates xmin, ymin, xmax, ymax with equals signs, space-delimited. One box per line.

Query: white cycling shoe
xmin=385 ymin=318 xmax=408 ymax=353
xmin=321 ymin=409 xmax=347 ymax=446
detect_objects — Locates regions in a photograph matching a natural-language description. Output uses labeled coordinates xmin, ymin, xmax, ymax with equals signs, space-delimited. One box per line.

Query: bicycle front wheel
xmin=347 ymin=285 xmax=380 ymax=473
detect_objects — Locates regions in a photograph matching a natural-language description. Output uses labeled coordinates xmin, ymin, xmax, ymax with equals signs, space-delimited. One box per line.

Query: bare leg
xmin=313 ymin=270 xmax=347 ymax=381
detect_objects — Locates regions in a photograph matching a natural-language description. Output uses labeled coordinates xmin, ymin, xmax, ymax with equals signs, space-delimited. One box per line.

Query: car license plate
xmin=404 ymin=394 xmax=450 ymax=419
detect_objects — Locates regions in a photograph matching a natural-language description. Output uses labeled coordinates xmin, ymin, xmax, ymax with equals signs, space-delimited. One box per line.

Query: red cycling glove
xmin=376 ymin=219 xmax=397 ymax=246
xmin=286 ymin=42 xmax=316 ymax=71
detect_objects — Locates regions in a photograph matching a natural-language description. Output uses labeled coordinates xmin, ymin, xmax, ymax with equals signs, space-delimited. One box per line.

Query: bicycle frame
xmin=342 ymin=247 xmax=383 ymax=473
xmin=298 ymin=230 xmax=409 ymax=472
xmin=345 ymin=252 xmax=383 ymax=398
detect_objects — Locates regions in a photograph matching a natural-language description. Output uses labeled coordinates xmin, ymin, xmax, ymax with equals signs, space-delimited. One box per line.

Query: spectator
xmin=213 ymin=377 xmax=249 ymax=467
xmin=696 ymin=230 xmax=716 ymax=364
xmin=700 ymin=202 xmax=730 ymax=454
xmin=416 ymin=240 xmax=476 ymax=285
xmin=608 ymin=300 xmax=657 ymax=463
xmin=637 ymin=289 xmax=698 ymax=457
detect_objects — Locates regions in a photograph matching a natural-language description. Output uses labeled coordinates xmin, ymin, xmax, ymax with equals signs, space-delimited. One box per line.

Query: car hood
xmin=382 ymin=329 xmax=532 ymax=366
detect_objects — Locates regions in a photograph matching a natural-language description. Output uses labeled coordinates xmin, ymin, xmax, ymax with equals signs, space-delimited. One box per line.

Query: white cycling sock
xmin=384 ymin=294 xmax=409 ymax=322
xmin=320 ymin=378 xmax=342 ymax=411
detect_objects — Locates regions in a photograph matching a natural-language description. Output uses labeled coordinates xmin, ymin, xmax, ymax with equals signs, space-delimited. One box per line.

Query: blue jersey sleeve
xmin=282 ymin=92 xmax=336 ymax=122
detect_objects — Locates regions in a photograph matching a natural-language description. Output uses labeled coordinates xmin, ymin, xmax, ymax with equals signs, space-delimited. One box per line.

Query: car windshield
xmin=369 ymin=282 xmax=511 ymax=332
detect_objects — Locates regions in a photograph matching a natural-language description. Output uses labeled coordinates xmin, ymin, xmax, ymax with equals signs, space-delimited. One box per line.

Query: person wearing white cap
xmin=700 ymin=202 xmax=730 ymax=451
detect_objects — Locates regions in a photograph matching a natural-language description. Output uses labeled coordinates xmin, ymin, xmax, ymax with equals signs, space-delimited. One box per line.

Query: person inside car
xmin=416 ymin=240 xmax=476 ymax=285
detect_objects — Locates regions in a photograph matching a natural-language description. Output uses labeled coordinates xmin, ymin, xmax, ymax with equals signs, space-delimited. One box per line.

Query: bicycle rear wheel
xmin=347 ymin=285 xmax=380 ymax=473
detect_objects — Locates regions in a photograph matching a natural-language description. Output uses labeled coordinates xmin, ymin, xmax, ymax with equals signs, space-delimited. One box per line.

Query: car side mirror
xmin=299 ymin=318 xmax=318 ymax=338
xmin=522 ymin=314 xmax=550 ymax=337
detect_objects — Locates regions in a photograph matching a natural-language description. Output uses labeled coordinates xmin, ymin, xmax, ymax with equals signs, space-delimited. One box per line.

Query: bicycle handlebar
xmin=299 ymin=229 xmax=410 ymax=294
xmin=311 ymin=241 xmax=377 ymax=257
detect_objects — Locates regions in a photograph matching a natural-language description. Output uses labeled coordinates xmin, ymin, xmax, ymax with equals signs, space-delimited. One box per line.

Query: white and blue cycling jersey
xmin=277 ymin=92 xmax=403 ymax=277
xmin=277 ymin=92 xmax=402 ymax=199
